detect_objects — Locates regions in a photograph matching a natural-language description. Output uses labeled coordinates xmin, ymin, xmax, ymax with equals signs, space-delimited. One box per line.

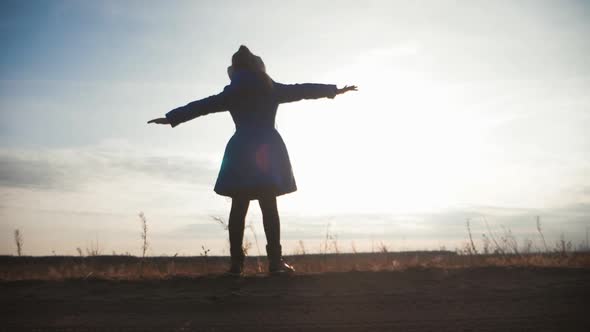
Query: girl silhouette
xmin=149 ymin=45 xmax=357 ymax=275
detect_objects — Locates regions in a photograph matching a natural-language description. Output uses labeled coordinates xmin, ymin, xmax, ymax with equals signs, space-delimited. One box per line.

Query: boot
xmin=227 ymin=248 xmax=244 ymax=276
xmin=266 ymin=244 xmax=295 ymax=275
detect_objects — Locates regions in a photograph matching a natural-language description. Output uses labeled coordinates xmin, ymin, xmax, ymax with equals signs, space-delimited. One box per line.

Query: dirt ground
xmin=1 ymin=267 xmax=589 ymax=331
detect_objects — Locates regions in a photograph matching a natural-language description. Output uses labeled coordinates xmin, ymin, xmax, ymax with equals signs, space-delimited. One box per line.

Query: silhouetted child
xmin=149 ymin=45 xmax=357 ymax=275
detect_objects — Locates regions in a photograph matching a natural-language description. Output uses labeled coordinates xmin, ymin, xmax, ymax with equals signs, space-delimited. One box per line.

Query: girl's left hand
xmin=337 ymin=85 xmax=358 ymax=95
xmin=147 ymin=117 xmax=170 ymax=125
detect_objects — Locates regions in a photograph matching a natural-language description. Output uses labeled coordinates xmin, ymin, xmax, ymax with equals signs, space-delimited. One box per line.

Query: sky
xmin=0 ymin=0 xmax=589 ymax=256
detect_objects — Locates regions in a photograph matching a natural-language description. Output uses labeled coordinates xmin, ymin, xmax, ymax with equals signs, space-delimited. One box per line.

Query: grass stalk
xmin=14 ymin=229 xmax=23 ymax=257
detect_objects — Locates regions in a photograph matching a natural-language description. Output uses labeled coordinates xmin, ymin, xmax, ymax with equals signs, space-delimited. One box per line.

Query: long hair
xmin=230 ymin=45 xmax=273 ymax=91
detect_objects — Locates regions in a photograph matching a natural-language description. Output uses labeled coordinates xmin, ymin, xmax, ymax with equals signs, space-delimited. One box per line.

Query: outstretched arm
xmin=275 ymin=83 xmax=357 ymax=104
xmin=148 ymin=89 xmax=229 ymax=127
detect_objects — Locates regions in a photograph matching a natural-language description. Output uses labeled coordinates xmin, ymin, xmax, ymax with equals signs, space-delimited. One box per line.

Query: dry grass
xmin=1 ymin=251 xmax=589 ymax=281
xmin=4 ymin=214 xmax=589 ymax=281
xmin=14 ymin=229 xmax=23 ymax=257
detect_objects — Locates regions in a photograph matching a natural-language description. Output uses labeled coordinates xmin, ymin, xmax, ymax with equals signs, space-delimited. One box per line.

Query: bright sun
xmin=277 ymin=63 xmax=494 ymax=215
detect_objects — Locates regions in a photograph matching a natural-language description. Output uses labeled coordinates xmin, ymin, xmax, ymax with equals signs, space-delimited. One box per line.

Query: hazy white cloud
xmin=0 ymin=147 xmax=218 ymax=191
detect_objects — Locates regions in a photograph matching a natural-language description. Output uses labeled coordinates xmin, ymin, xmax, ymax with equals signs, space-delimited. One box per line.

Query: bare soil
xmin=1 ymin=267 xmax=589 ymax=331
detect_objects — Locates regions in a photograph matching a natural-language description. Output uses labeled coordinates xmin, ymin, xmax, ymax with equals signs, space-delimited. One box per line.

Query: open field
xmin=1 ymin=253 xmax=590 ymax=331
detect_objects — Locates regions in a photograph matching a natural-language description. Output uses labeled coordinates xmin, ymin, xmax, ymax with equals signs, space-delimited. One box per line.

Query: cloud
xmin=283 ymin=203 xmax=590 ymax=240
xmin=0 ymin=153 xmax=67 ymax=190
xmin=144 ymin=202 xmax=589 ymax=256
xmin=0 ymin=147 xmax=219 ymax=191
xmin=165 ymin=221 xmax=227 ymax=239
xmin=106 ymin=154 xmax=218 ymax=186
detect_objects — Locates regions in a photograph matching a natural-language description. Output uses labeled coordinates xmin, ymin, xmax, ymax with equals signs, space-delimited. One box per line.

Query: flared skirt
xmin=214 ymin=128 xmax=297 ymax=198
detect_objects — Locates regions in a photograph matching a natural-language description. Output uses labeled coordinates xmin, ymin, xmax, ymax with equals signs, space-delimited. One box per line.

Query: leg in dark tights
xmin=259 ymin=196 xmax=280 ymax=248
xmin=228 ymin=197 xmax=250 ymax=267
xmin=259 ymin=196 xmax=294 ymax=273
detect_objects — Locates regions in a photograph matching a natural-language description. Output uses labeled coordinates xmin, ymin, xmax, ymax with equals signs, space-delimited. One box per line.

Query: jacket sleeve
xmin=165 ymin=88 xmax=230 ymax=128
xmin=274 ymin=82 xmax=338 ymax=104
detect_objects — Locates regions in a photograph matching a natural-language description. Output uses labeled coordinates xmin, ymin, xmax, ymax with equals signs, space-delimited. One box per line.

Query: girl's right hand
xmin=147 ymin=117 xmax=170 ymax=125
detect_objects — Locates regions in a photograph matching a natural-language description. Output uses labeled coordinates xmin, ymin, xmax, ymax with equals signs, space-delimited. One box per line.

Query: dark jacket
xmin=166 ymin=70 xmax=338 ymax=198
